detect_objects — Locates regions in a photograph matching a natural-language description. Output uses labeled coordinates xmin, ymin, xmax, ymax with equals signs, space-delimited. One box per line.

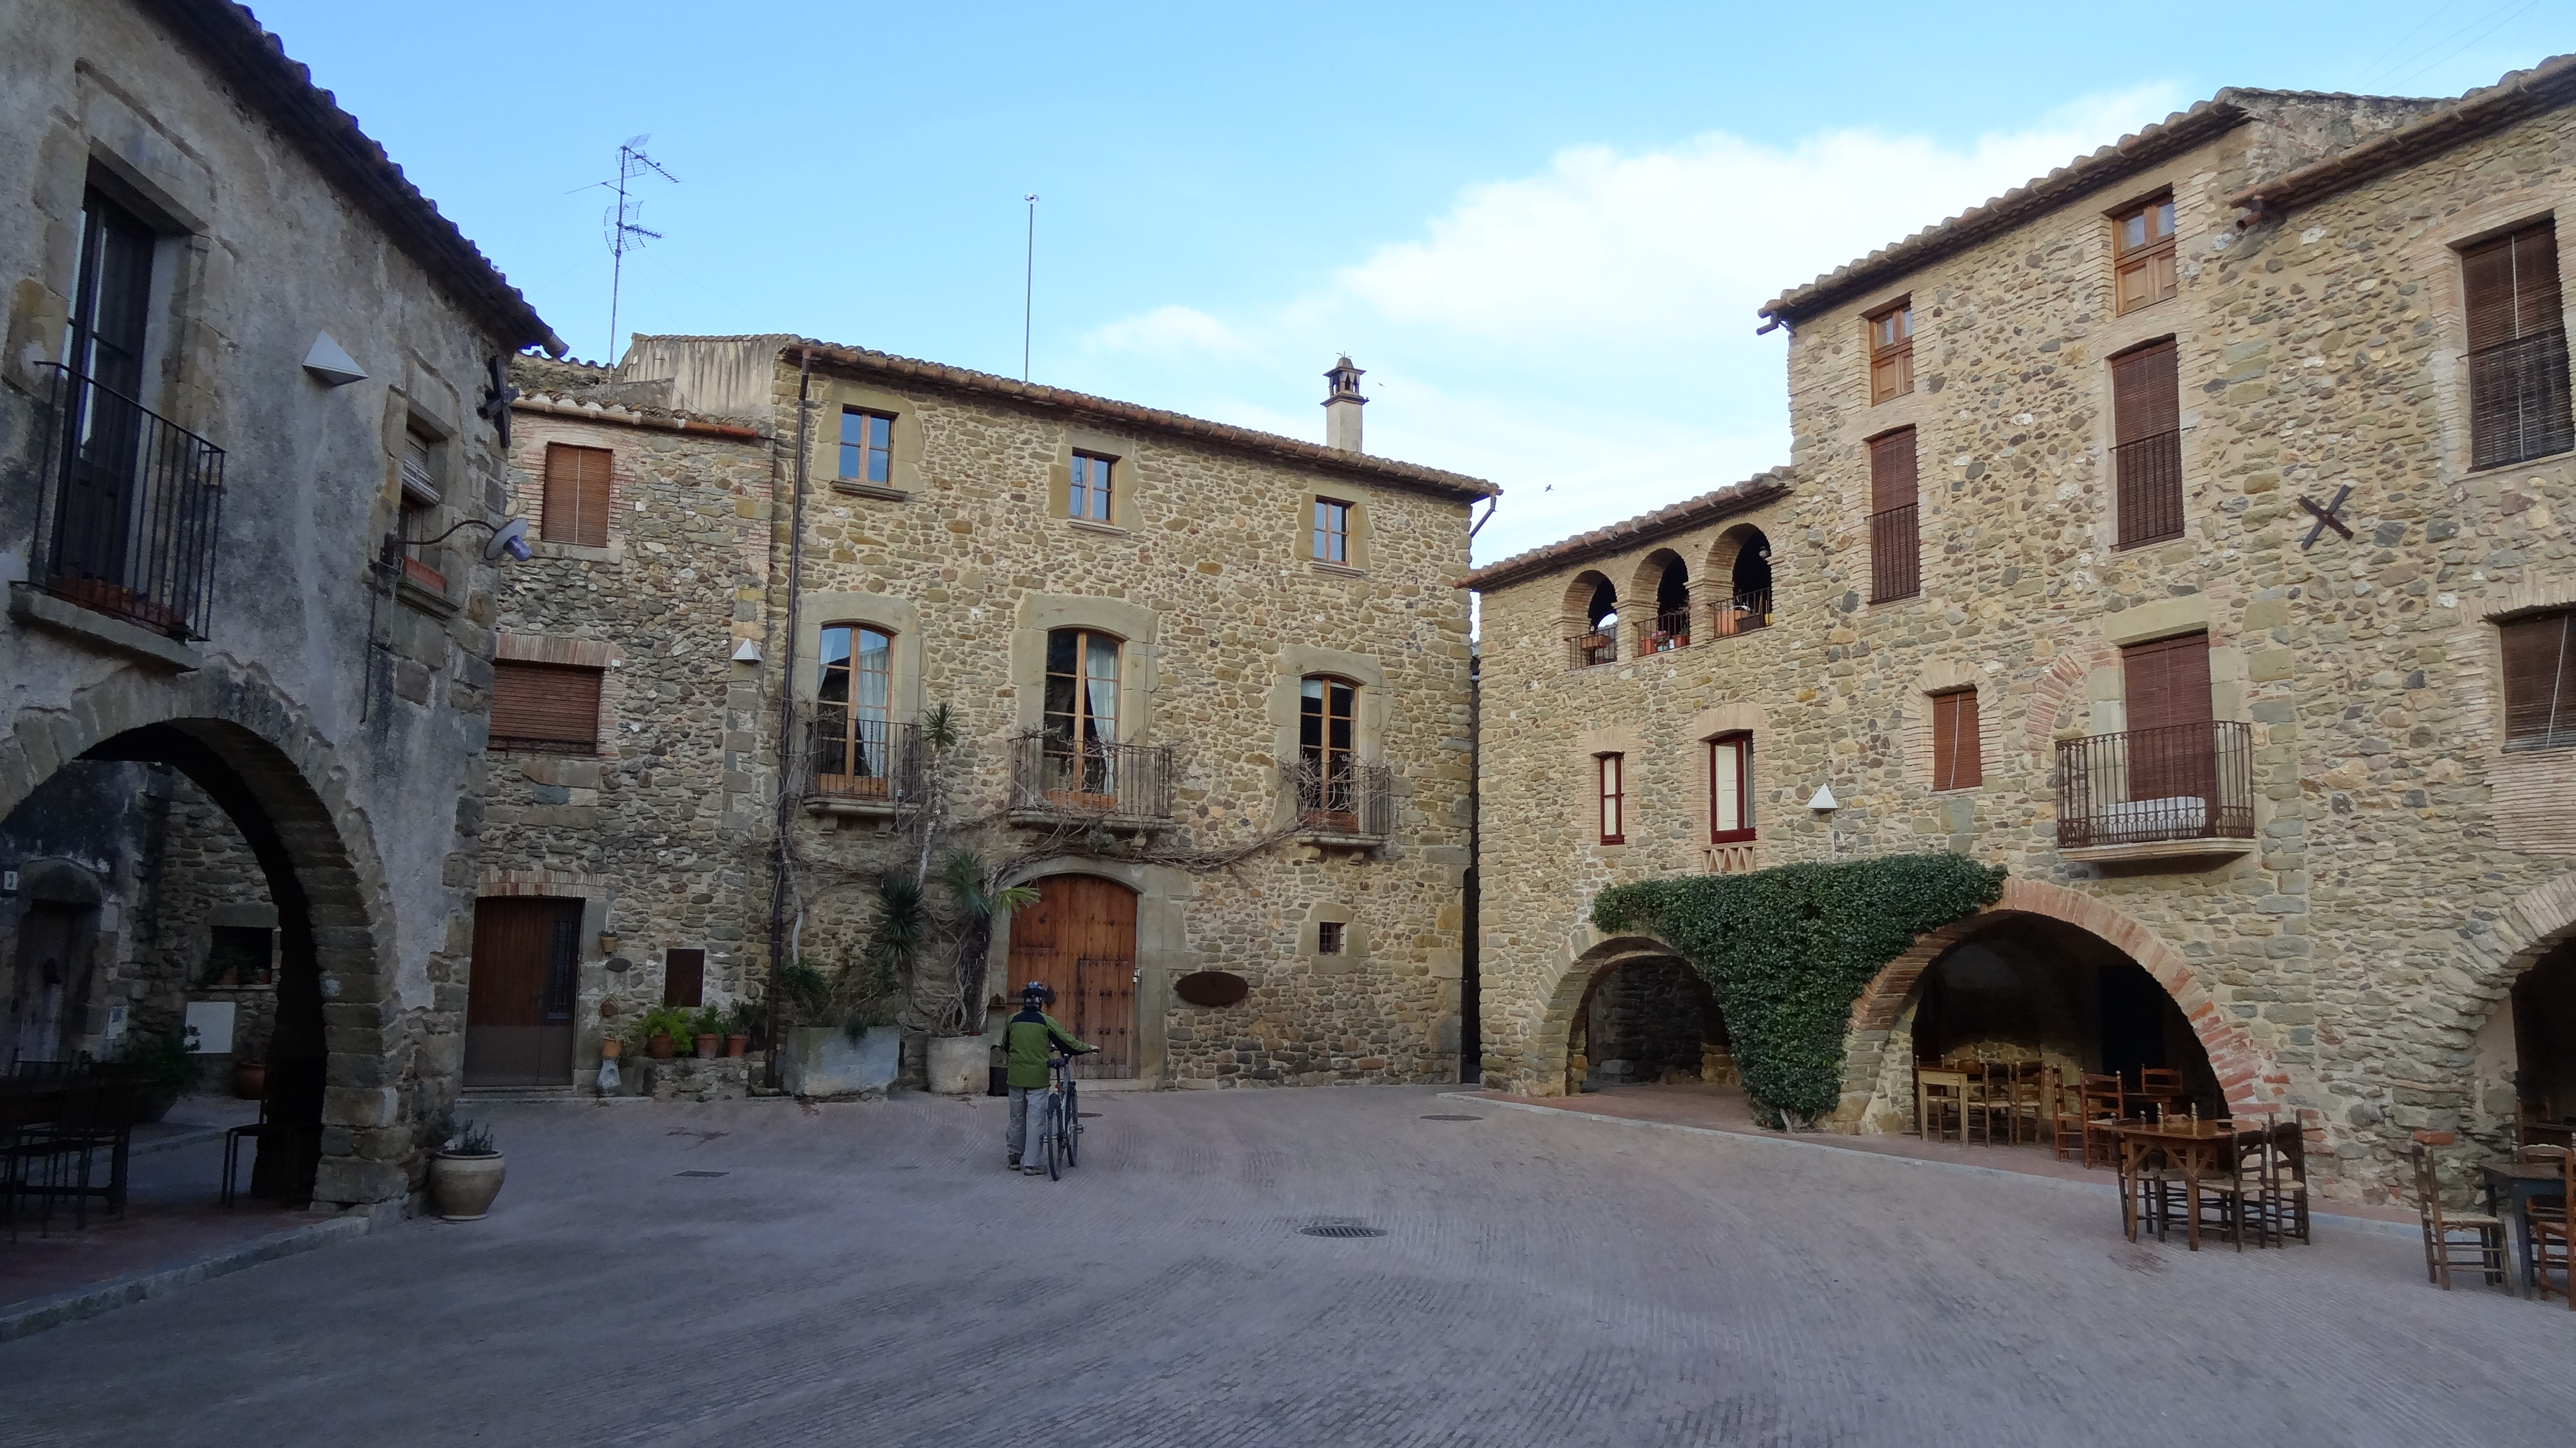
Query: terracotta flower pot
xmin=232 ymin=1060 xmax=267 ymax=1100
xmin=430 ymin=1151 xmax=506 ymax=1221
xmin=599 ymin=1038 xmax=622 ymax=1060
xmin=648 ymin=1033 xmax=675 ymax=1060
xmin=726 ymin=1033 xmax=748 ymax=1058
xmin=693 ymin=1032 xmax=720 ymax=1060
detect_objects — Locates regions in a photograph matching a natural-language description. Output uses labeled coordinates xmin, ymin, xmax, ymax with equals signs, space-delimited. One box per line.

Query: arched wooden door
xmin=1004 ymin=875 xmax=1137 ymax=1079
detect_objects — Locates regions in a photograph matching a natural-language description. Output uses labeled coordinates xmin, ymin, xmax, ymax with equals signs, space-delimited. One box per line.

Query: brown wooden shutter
xmin=2463 ymin=225 xmax=2561 ymax=353
xmin=2501 ymin=611 xmax=2576 ymax=748
xmin=2111 ymin=340 xmax=2184 ymax=547
xmin=2111 ymin=341 xmax=2179 ymax=444
xmin=661 ymin=949 xmax=707 ymax=1008
xmin=2122 ymin=633 xmax=2212 ymax=735
xmin=1868 ymin=429 xmax=1919 ymax=601
xmin=1931 ymin=689 xmax=1981 ymax=791
xmin=542 ymin=444 xmax=613 ymax=547
xmin=490 ymin=661 xmax=603 ymax=751
xmin=2463 ymin=223 xmax=2573 ymax=469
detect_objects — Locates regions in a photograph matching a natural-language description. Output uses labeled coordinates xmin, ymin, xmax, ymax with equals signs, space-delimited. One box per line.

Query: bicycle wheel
xmin=1043 ymin=1096 xmax=1062 ymax=1181
xmin=1062 ymin=1079 xmax=1080 ymax=1168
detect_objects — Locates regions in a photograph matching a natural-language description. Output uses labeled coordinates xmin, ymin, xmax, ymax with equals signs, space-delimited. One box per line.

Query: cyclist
xmin=1004 ymin=981 xmax=1091 ymax=1174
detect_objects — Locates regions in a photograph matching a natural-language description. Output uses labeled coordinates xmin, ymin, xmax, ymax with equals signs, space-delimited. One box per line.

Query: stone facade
xmin=1470 ymin=60 xmax=2576 ymax=1203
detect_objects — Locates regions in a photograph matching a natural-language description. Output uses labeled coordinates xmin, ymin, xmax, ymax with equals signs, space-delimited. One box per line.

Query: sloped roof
xmin=2231 ymin=53 xmax=2576 ymax=216
xmin=146 ymin=2 xmax=561 ymax=354
xmin=1458 ymin=467 xmax=1793 ymax=591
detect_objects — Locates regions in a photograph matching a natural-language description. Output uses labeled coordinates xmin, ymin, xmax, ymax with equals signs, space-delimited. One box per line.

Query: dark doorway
xmin=464 ymin=898 xmax=581 ymax=1087
xmin=2513 ymin=940 xmax=2576 ymax=1118
xmin=7 ymin=903 xmax=93 ymax=1069
xmin=1908 ymin=917 xmax=2219 ymax=1112
xmin=1569 ymin=956 xmax=1730 ymax=1093
xmin=1004 ymin=875 xmax=1138 ymax=1080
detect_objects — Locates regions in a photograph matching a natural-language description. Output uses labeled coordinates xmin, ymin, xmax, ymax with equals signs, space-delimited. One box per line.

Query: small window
xmin=2112 ymin=195 xmax=2178 ymax=315
xmin=2501 ymin=609 xmax=2576 ymax=749
xmin=2461 ymin=221 xmax=2573 ymax=470
xmin=1930 ymin=688 xmax=1982 ymax=791
xmin=398 ymin=431 xmax=444 ymax=589
xmin=1069 ymin=451 xmax=1115 ymax=522
xmin=839 ymin=408 xmax=894 ymax=484
xmin=662 ymin=948 xmax=707 ymax=1008
xmin=1867 ymin=299 xmax=1913 ymax=404
xmin=1709 ymin=735 xmax=1753 ymax=843
xmin=1596 ymin=753 xmax=1626 ymax=845
xmin=490 ymin=660 xmax=604 ymax=752
xmin=1313 ymin=498 xmax=1352 ymax=564
xmin=204 ymin=926 xmax=274 ymax=987
xmin=1867 ymin=428 xmax=1919 ymax=602
xmin=1316 ymin=921 xmax=1346 ymax=956
xmin=541 ymin=443 xmax=612 ymax=547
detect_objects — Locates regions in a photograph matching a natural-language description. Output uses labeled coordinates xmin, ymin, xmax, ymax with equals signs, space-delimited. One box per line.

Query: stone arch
xmin=1900 ymin=657 xmax=2000 ymax=785
xmin=0 ymin=661 xmax=400 ymax=1205
xmin=1517 ymin=930 xmax=1688 ymax=1097
xmin=2019 ymin=645 xmax=2114 ymax=762
xmin=1627 ymin=548 xmax=1691 ymax=629
xmin=1833 ymin=876 xmax=2279 ymax=1130
xmin=1561 ymin=569 xmax=1618 ymax=628
xmin=2448 ymin=869 xmax=2576 ymax=1141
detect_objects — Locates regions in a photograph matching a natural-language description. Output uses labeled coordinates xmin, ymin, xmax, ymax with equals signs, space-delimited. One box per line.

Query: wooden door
xmin=464 ymin=898 xmax=581 ymax=1087
xmin=2121 ymin=633 xmax=2213 ymax=806
xmin=1003 ymin=876 xmax=1138 ymax=1079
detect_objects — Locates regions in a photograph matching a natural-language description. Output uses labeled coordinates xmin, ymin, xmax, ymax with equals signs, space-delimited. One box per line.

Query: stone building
xmin=0 ymin=1 xmax=559 ymax=1209
xmin=467 ymin=337 xmax=1493 ymax=1091
xmin=1468 ymin=55 xmax=2576 ymax=1203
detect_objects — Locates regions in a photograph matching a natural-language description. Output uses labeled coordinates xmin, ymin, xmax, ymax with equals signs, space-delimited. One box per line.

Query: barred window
xmin=2461 ymin=222 xmax=2573 ymax=470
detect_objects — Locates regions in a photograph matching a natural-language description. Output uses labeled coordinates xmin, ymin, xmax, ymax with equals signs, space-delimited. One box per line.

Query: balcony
xmin=2055 ymin=720 xmax=2255 ymax=864
xmin=1634 ymin=609 xmax=1694 ymax=656
xmin=1706 ymin=587 xmax=1772 ymax=641
xmin=23 ymin=364 xmax=225 ymax=641
xmin=1566 ymin=630 xmax=1618 ymax=670
xmin=1007 ymin=733 xmax=1173 ymax=828
xmin=1295 ymin=760 xmax=1391 ymax=846
xmin=799 ymin=711 xmax=922 ymax=821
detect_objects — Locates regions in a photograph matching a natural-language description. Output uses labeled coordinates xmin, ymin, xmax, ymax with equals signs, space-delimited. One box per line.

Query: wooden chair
xmin=1916 ymin=1068 xmax=1966 ymax=1144
xmin=2412 ymin=1142 xmax=2509 ymax=1291
xmin=2078 ymin=1073 xmax=2125 ymax=1169
xmin=2251 ymin=1117 xmax=2311 ymax=1246
xmin=2524 ymin=1144 xmax=2573 ymax=1311
xmin=1959 ymin=1063 xmax=2001 ymax=1147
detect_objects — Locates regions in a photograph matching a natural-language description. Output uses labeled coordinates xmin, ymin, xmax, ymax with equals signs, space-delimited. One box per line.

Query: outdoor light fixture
xmin=1807 ymin=784 xmax=1838 ymax=812
xmin=381 ymin=515 xmax=532 ymax=569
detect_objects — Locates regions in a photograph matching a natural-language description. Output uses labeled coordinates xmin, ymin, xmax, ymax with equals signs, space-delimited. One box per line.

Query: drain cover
xmin=1299 ymin=1223 xmax=1387 ymax=1239
xmin=1079 ymin=1112 xmax=1103 ymax=1119
xmin=1420 ymin=1113 xmax=1483 ymax=1121
xmin=673 ymin=1170 xmax=729 ymax=1178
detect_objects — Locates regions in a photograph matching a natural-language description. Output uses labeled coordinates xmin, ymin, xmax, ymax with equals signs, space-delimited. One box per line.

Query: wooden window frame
xmin=1866 ymin=297 xmax=1914 ymax=405
xmin=1069 ymin=451 xmax=1116 ymax=523
xmin=1707 ymin=733 xmax=1754 ymax=844
xmin=1929 ymin=687 xmax=1983 ymax=791
xmin=2110 ymin=192 xmax=2178 ymax=316
xmin=2109 ymin=337 xmax=2184 ymax=549
xmin=1596 ymin=752 xmax=1626 ymax=846
xmin=816 ymin=622 xmax=897 ymax=793
xmin=2459 ymin=219 xmax=2573 ymax=471
xmin=838 ymin=408 xmax=895 ymax=485
xmin=540 ymin=442 xmax=613 ymax=547
xmin=1312 ymin=497 xmax=1352 ymax=565
xmin=489 ymin=660 xmax=604 ymax=753
xmin=2501 ymin=608 xmax=2576 ymax=750
xmin=1867 ymin=427 xmax=1920 ymax=603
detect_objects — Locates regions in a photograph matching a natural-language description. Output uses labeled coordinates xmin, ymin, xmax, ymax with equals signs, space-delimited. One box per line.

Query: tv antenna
xmin=574 ymin=137 xmax=677 ymax=363
xmin=1022 ymin=193 xmax=1039 ymax=382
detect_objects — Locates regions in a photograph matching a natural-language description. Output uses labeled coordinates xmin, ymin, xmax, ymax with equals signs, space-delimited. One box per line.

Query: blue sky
xmin=252 ymin=1 xmax=2566 ymax=562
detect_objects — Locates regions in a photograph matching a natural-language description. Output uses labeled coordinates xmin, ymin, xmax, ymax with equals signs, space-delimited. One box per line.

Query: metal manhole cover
xmin=1079 ymin=1112 xmax=1103 ymax=1118
xmin=1420 ymin=1113 xmax=1483 ymax=1121
xmin=673 ymin=1170 xmax=730 ymax=1178
xmin=1299 ymin=1223 xmax=1387 ymax=1239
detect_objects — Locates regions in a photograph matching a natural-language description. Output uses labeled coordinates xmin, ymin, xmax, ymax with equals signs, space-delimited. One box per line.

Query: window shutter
xmin=542 ymin=444 xmax=613 ymax=547
xmin=662 ymin=949 xmax=707 ymax=1008
xmin=2463 ymin=224 xmax=2573 ymax=469
xmin=2121 ymin=633 xmax=2213 ymax=735
xmin=1931 ymin=689 xmax=1981 ymax=791
xmin=2501 ymin=611 xmax=2576 ymax=748
xmin=1868 ymin=429 xmax=1919 ymax=602
xmin=2110 ymin=341 xmax=2179 ymax=444
xmin=1869 ymin=428 xmax=1915 ymax=514
xmin=490 ymin=661 xmax=603 ymax=751
xmin=2111 ymin=340 xmax=2184 ymax=546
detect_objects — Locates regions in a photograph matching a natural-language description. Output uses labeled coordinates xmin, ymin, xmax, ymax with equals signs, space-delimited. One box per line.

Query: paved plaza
xmin=2 ymin=1086 xmax=2572 ymax=1447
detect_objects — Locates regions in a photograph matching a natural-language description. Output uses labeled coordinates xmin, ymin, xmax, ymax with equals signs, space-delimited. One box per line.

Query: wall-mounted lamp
xmin=1807 ymin=784 xmax=1838 ymax=812
xmin=381 ymin=515 xmax=531 ymax=569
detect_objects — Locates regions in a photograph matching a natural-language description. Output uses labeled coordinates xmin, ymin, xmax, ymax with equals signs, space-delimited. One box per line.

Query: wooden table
xmin=2116 ymin=1119 xmax=2255 ymax=1251
xmin=2482 ymin=1163 xmax=2570 ymax=1298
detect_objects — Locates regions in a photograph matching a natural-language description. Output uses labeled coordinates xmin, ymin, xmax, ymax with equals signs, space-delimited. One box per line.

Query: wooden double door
xmin=1004 ymin=875 xmax=1137 ymax=1079
xmin=464 ymin=898 xmax=582 ymax=1087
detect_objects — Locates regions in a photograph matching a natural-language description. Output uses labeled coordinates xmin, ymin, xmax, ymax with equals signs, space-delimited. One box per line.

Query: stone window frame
xmin=1048 ymin=426 xmax=1143 ymax=532
xmin=1573 ymin=723 xmax=1646 ymax=851
xmin=1266 ymin=643 xmax=1388 ymax=830
xmin=2450 ymin=578 xmax=2576 ymax=855
xmin=1008 ymin=593 xmax=1159 ymax=741
xmin=1901 ymin=659 xmax=1997 ymax=794
xmin=1677 ymin=703 xmax=1764 ymax=863
xmin=789 ymin=591 xmax=923 ymax=722
xmin=2106 ymin=186 xmax=2179 ymax=316
xmin=510 ymin=416 xmax=629 ymax=566
xmin=1306 ymin=492 xmax=1371 ymax=574
xmin=2402 ymin=203 xmax=2576 ymax=484
xmin=1865 ymin=295 xmax=1914 ymax=405
xmin=2081 ymin=328 xmax=2208 ymax=558
xmin=1596 ymin=751 xmax=1628 ymax=846
xmin=390 ymin=397 xmax=462 ymax=610
xmin=1297 ymin=898 xmax=1370 ymax=976
xmin=809 ymin=380 xmax=924 ymax=499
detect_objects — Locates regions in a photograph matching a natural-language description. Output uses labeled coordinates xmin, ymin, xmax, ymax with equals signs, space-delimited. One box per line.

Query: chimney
xmin=1322 ymin=356 xmax=1366 ymax=453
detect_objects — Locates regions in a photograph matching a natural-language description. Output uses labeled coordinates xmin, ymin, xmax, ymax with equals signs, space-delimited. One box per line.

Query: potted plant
xmin=692 ymin=1006 xmax=724 ymax=1060
xmin=638 ymin=1004 xmax=693 ymax=1060
xmin=232 ymin=1057 xmax=267 ymax=1100
xmin=724 ymin=998 xmax=754 ymax=1058
xmin=599 ymin=1036 xmax=622 ymax=1060
xmin=429 ymin=1116 xmax=506 ymax=1221
xmin=119 ymin=1027 xmax=198 ymax=1123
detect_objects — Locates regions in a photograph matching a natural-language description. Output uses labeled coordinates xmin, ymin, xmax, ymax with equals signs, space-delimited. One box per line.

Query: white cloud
xmin=1072 ymin=84 xmax=2195 ymax=564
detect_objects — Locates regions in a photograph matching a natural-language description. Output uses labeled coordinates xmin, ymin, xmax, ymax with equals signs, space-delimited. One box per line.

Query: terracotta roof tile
xmin=2229 ymin=53 xmax=2576 ymax=217
xmin=1458 ymin=467 xmax=1793 ymax=591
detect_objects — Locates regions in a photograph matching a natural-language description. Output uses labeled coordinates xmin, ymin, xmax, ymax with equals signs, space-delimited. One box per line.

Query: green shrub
xmin=1592 ymin=854 xmax=2005 ymax=1129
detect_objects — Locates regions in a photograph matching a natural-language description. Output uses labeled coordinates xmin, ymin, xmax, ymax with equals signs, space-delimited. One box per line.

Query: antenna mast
xmin=600 ymin=136 xmax=677 ymax=363
xmin=1022 ymin=194 xmax=1039 ymax=383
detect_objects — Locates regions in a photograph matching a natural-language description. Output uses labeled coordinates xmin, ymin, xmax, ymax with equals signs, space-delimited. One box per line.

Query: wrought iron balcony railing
xmin=800 ymin=710 xmax=923 ymax=807
xmin=2112 ymin=428 xmax=2184 ymax=548
xmin=1868 ymin=504 xmax=1919 ymax=603
xmin=27 ymin=364 xmax=225 ymax=639
xmin=1008 ymin=733 xmax=1174 ymax=823
xmin=1567 ymin=629 xmax=1618 ymax=670
xmin=1635 ymin=609 xmax=1694 ymax=655
xmin=2055 ymin=720 xmax=2255 ymax=851
xmin=1295 ymin=759 xmax=1391 ymax=840
xmin=1708 ymin=587 xmax=1772 ymax=639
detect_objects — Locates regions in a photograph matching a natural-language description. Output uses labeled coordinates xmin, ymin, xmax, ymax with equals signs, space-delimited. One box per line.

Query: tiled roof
xmin=147 ymin=2 xmax=560 ymax=354
xmin=506 ymin=357 xmax=767 ymax=437
xmin=786 ymin=338 xmax=1500 ymax=502
xmin=2230 ymin=53 xmax=2576 ymax=217
xmin=1457 ymin=467 xmax=1793 ymax=591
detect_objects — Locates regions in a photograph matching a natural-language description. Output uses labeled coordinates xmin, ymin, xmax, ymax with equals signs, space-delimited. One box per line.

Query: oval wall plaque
xmin=1173 ymin=971 xmax=1249 ymax=1008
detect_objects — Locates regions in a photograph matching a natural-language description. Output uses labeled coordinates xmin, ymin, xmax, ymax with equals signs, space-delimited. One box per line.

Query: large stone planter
xmin=925 ymin=1035 xmax=992 ymax=1095
xmin=779 ymin=1026 xmax=900 ymax=1099
xmin=429 ymin=1151 xmax=506 ymax=1221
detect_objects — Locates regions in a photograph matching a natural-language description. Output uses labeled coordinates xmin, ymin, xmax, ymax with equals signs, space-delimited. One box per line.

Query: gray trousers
xmin=1008 ymin=1084 xmax=1052 ymax=1162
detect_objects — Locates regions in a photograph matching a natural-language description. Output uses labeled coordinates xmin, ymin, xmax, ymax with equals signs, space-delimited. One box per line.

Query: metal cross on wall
xmin=2298 ymin=484 xmax=2353 ymax=550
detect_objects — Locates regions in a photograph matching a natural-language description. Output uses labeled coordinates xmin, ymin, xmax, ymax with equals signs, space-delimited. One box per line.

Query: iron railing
xmin=1567 ymin=629 xmax=1618 ymax=670
xmin=2056 ymin=720 xmax=2254 ymax=850
xmin=2114 ymin=429 xmax=2185 ymax=548
xmin=1009 ymin=733 xmax=1174 ymax=822
xmin=1868 ymin=505 xmax=1919 ymax=602
xmin=2468 ymin=329 xmax=2575 ymax=470
xmin=1295 ymin=759 xmax=1392 ymax=839
xmin=28 ymin=364 xmax=225 ymax=639
xmin=1709 ymin=587 xmax=1773 ymax=639
xmin=800 ymin=711 xmax=923 ymax=806
xmin=1636 ymin=609 xmax=1694 ymax=655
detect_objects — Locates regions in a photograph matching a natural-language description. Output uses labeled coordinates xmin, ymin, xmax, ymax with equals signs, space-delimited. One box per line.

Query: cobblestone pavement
xmin=3 ymin=1087 xmax=2572 ymax=1447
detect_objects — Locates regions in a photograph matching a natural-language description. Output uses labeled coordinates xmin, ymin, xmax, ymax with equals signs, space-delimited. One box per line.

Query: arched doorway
xmin=1565 ymin=953 xmax=1731 ymax=1094
xmin=2477 ymin=938 xmax=2576 ymax=1131
xmin=1004 ymin=873 xmax=1138 ymax=1079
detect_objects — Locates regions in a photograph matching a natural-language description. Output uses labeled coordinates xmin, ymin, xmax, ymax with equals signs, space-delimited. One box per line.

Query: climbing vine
xmin=1591 ymin=855 xmax=2005 ymax=1129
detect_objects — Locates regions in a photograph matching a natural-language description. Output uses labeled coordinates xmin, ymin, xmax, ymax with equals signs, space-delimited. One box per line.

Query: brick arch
xmin=2019 ymin=645 xmax=2112 ymax=763
xmin=2 ymin=661 xmax=399 ymax=1204
xmin=2452 ymin=869 xmax=2576 ymax=1032
xmin=1833 ymin=877 xmax=2280 ymax=1129
xmin=1521 ymin=932 xmax=1689 ymax=1097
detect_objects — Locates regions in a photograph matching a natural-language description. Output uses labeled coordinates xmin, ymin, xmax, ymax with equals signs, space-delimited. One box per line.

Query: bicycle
xmin=1040 ymin=1049 xmax=1095 ymax=1181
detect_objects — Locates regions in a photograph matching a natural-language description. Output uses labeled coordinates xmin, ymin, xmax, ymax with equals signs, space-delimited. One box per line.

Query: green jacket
xmin=1004 ymin=1007 xmax=1089 ymax=1089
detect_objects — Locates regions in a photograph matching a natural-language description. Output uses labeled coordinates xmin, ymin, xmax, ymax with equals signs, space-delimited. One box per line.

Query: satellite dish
xmin=484 ymin=516 xmax=532 ymax=562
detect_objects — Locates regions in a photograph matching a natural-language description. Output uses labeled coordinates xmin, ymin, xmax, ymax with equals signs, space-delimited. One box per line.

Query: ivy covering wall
xmin=1591 ymin=855 xmax=2006 ymax=1127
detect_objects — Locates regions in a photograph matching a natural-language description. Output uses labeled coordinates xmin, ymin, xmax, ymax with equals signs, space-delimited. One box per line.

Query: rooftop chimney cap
xmin=1322 ymin=357 xmax=1366 ymax=453
xmin=1323 ymin=356 xmax=1366 ymax=402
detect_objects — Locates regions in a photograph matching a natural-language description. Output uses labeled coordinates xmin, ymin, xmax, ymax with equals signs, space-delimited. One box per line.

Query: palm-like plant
xmin=939 ymin=849 xmax=1037 ymax=1029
